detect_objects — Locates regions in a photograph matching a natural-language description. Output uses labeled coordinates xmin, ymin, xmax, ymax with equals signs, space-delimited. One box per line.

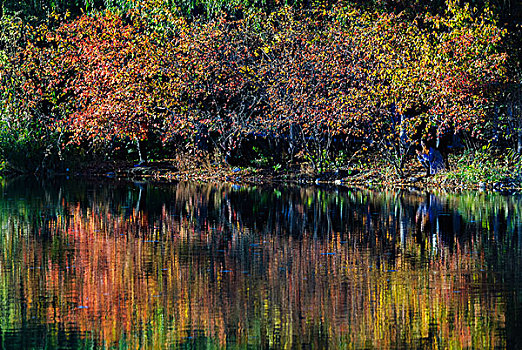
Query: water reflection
xmin=0 ymin=177 xmax=521 ymax=348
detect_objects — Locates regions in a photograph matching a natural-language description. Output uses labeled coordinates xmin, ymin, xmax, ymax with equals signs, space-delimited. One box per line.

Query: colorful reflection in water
xmin=1 ymin=177 xmax=522 ymax=348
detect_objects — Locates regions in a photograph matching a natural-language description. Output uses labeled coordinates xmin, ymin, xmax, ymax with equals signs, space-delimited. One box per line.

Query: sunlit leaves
xmin=1 ymin=0 xmax=510 ymax=164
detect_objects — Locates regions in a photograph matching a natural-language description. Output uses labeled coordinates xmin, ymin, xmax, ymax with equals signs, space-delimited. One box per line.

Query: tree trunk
xmin=518 ymin=127 xmax=522 ymax=154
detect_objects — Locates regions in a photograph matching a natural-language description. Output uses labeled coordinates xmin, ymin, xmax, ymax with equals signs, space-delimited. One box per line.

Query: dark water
xmin=1 ymin=177 xmax=522 ymax=349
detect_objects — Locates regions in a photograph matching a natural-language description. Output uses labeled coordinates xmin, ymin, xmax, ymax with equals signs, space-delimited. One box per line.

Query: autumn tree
xmin=0 ymin=0 xmax=512 ymax=173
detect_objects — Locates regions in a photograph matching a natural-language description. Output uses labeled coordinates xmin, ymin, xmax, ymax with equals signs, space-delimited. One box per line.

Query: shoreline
xmin=36 ymin=160 xmax=521 ymax=194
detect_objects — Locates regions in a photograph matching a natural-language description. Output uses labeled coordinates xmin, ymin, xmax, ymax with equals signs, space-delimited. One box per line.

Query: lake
xmin=1 ymin=177 xmax=521 ymax=349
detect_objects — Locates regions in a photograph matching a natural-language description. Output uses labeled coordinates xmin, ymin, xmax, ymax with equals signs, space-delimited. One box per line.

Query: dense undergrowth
xmin=441 ymin=146 xmax=522 ymax=186
xmin=0 ymin=0 xmax=521 ymax=186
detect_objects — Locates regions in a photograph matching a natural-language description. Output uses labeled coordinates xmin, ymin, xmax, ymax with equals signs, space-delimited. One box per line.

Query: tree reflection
xmin=0 ymin=179 xmax=520 ymax=348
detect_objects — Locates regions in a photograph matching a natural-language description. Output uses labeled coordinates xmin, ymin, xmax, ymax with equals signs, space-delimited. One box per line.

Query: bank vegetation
xmin=0 ymin=0 xmax=521 ymax=187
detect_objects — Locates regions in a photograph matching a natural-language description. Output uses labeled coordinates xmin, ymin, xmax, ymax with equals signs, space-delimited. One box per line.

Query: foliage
xmin=445 ymin=144 xmax=522 ymax=184
xmin=0 ymin=0 xmax=515 ymax=173
xmin=0 ymin=15 xmax=65 ymax=173
xmin=257 ymin=3 xmax=508 ymax=173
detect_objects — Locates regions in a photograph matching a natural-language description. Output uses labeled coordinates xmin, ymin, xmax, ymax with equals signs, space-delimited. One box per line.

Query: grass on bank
xmin=440 ymin=146 xmax=522 ymax=187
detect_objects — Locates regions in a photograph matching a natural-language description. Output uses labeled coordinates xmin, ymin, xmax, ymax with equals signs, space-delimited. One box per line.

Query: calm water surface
xmin=1 ymin=177 xmax=522 ymax=349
